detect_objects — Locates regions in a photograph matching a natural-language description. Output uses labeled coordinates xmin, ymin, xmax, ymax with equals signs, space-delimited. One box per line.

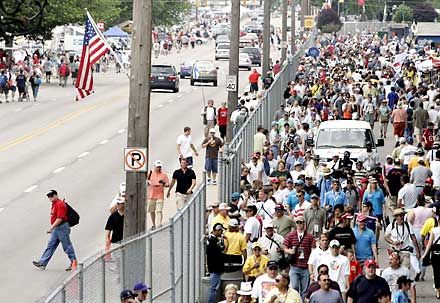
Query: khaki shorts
xmin=148 ymin=199 xmax=164 ymax=213
xmin=414 ymin=127 xmax=422 ymax=136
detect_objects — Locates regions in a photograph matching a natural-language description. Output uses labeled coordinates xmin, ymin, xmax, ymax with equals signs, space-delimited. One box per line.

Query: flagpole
xmin=85 ymin=9 xmax=130 ymax=79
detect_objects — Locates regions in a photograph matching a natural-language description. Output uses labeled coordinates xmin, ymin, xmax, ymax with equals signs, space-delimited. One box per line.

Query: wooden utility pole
xmin=291 ymin=0 xmax=296 ymax=54
xmin=226 ymin=0 xmax=240 ymax=142
xmin=125 ymin=0 xmax=152 ymax=238
xmin=281 ymin=0 xmax=288 ymax=62
xmin=262 ymin=0 xmax=271 ymax=76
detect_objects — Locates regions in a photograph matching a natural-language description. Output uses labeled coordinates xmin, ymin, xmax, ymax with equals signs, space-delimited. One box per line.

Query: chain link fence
xmin=42 ymin=178 xmax=206 ymax=303
xmin=218 ymin=34 xmax=316 ymax=203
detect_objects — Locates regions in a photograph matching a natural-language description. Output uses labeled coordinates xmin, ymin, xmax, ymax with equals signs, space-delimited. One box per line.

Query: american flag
xmin=75 ymin=16 xmax=109 ymax=101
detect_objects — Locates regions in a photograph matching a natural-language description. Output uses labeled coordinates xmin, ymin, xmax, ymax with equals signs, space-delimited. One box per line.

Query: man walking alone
xmin=33 ymin=190 xmax=77 ymax=271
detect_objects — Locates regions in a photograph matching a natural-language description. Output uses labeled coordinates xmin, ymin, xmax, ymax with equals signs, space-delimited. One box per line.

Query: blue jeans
xmin=39 ymin=222 xmax=77 ymax=266
xmin=207 ymin=272 xmax=221 ymax=303
xmin=289 ymin=266 xmax=309 ymax=299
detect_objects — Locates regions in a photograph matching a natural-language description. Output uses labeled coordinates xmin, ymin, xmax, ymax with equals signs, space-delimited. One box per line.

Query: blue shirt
xmin=317 ymin=178 xmax=332 ymax=206
xmin=353 ymin=226 xmax=376 ymax=261
xmin=392 ymin=290 xmax=409 ymax=303
xmin=362 ymin=189 xmax=385 ymax=215
xmin=285 ymin=192 xmax=310 ymax=211
xmin=387 ymin=91 xmax=399 ymax=109
xmin=324 ymin=190 xmax=348 ymax=208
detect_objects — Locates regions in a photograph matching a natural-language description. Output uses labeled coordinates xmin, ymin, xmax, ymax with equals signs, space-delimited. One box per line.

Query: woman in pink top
xmin=408 ymin=196 xmax=435 ymax=281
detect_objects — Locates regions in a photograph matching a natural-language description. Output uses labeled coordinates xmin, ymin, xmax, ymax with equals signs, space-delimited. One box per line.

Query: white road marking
xmin=53 ymin=167 xmax=65 ymax=174
xmin=0 ymin=208 xmax=4 ymax=213
xmin=14 ymin=108 xmax=23 ymax=112
xmin=24 ymin=185 xmax=38 ymax=193
xmin=168 ymin=99 xmax=174 ymax=103
xmin=157 ymin=104 xmax=164 ymax=108
xmin=100 ymin=139 xmax=109 ymax=145
xmin=33 ymin=103 xmax=40 ymax=106
xmin=78 ymin=152 xmax=90 ymax=158
xmin=117 ymin=129 xmax=126 ymax=134
xmin=176 ymin=94 xmax=182 ymax=98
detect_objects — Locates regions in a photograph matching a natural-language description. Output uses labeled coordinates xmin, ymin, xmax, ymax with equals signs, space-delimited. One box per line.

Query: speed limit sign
xmin=226 ymin=75 xmax=237 ymax=92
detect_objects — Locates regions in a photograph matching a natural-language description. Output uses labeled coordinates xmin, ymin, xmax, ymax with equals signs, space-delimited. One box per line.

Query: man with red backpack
xmin=59 ymin=60 xmax=70 ymax=87
xmin=33 ymin=190 xmax=78 ymax=271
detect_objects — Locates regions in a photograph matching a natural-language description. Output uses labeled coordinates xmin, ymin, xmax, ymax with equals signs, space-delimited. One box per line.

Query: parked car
xmin=179 ymin=62 xmax=193 ymax=79
xmin=239 ymin=37 xmax=254 ymax=48
xmin=240 ymin=47 xmax=261 ymax=66
xmin=190 ymin=60 xmax=218 ymax=86
xmin=239 ymin=53 xmax=252 ymax=70
xmin=215 ymin=43 xmax=230 ymax=60
xmin=215 ymin=34 xmax=230 ymax=46
xmin=150 ymin=64 xmax=179 ymax=93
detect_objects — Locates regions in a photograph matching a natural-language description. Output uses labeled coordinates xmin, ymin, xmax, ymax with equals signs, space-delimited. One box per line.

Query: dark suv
xmin=150 ymin=64 xmax=179 ymax=93
xmin=240 ymin=47 xmax=261 ymax=66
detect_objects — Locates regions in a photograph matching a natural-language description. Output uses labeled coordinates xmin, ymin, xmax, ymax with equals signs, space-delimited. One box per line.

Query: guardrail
xmin=218 ymin=34 xmax=316 ymax=203
xmin=43 ymin=175 xmax=207 ymax=303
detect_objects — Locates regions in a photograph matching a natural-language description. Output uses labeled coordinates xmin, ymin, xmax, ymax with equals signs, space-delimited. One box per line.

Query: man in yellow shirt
xmin=243 ymin=242 xmax=269 ymax=283
xmin=408 ymin=149 xmax=429 ymax=174
xmin=224 ymin=219 xmax=247 ymax=265
xmin=211 ymin=203 xmax=231 ymax=230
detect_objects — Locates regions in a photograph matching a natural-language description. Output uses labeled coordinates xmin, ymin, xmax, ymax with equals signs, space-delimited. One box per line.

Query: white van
xmin=313 ymin=120 xmax=384 ymax=161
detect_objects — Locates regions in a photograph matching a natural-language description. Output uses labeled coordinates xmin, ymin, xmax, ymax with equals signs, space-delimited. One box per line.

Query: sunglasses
xmin=295 ymin=221 xmax=304 ymax=224
xmin=319 ymin=271 xmax=328 ymax=274
xmin=321 ymin=279 xmax=330 ymax=282
xmin=275 ymin=278 xmax=281 ymax=282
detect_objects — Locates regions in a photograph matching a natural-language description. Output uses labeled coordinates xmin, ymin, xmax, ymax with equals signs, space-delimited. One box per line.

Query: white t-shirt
xmin=176 ymin=134 xmax=193 ymax=158
xmin=258 ymin=233 xmax=285 ymax=261
xmin=202 ymin=106 xmax=216 ymax=121
xmin=251 ymin=273 xmax=277 ymax=302
xmin=256 ymin=200 xmax=276 ymax=220
xmin=308 ymin=246 xmax=331 ymax=279
xmin=381 ymin=266 xmax=411 ymax=295
xmin=244 ymin=216 xmax=261 ymax=241
xmin=385 ymin=221 xmax=415 ymax=250
xmin=247 ymin=161 xmax=266 ymax=185
xmin=321 ymin=254 xmax=350 ymax=292
xmin=430 ymin=160 xmax=440 ymax=187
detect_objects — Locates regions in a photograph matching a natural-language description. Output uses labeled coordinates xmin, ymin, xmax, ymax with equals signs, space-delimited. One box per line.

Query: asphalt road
xmin=0 ymin=37 xmax=280 ymax=302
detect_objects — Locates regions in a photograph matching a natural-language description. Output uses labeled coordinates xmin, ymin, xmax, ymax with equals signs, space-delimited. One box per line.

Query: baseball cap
xmin=154 ymin=160 xmax=163 ymax=167
xmin=364 ymin=259 xmax=377 ymax=267
xmin=229 ymin=218 xmax=239 ymax=227
xmin=397 ymin=276 xmax=413 ymax=285
xmin=267 ymin=260 xmax=279 ymax=268
xmin=252 ymin=242 xmax=262 ymax=249
xmin=264 ymin=221 xmax=274 ymax=229
xmin=209 ymin=128 xmax=216 ymax=133
xmin=406 ymin=136 xmax=413 ymax=144
xmin=311 ymin=193 xmax=319 ymax=199
xmin=399 ymin=137 xmax=406 ymax=143
xmin=275 ymin=204 xmax=285 ymax=211
xmin=329 ymin=239 xmax=340 ymax=247
xmin=116 ymin=197 xmax=126 ymax=204
xmin=46 ymin=189 xmax=58 ymax=197
xmin=286 ymin=178 xmax=293 ymax=184
xmin=341 ymin=212 xmax=353 ymax=220
xmin=360 ymin=177 xmax=369 ymax=184
xmin=294 ymin=179 xmax=304 ymax=185
xmin=356 ymin=213 xmax=367 ymax=222
xmin=386 ymin=155 xmax=392 ymax=159
xmin=295 ymin=215 xmax=305 ymax=222
xmin=213 ymin=223 xmax=226 ymax=231
xmin=120 ymin=290 xmax=137 ymax=300
xmin=231 ymin=192 xmax=241 ymax=200
xmin=133 ymin=282 xmax=151 ymax=292
xmin=218 ymin=203 xmax=231 ymax=211
xmin=294 ymin=160 xmax=302 ymax=166
xmin=271 ymin=178 xmax=280 ymax=184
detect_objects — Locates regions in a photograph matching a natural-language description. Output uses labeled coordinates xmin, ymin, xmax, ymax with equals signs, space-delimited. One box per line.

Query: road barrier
xmin=43 ymin=176 xmax=207 ymax=303
xmin=218 ymin=34 xmax=316 ymax=203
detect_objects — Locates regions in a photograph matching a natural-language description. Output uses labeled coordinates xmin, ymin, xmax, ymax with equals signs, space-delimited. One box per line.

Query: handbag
xmin=286 ymin=232 xmax=306 ymax=265
xmin=423 ymin=236 xmax=440 ymax=267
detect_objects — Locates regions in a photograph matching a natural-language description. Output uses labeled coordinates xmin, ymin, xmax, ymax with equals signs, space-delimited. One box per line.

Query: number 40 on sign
xmin=226 ymin=75 xmax=237 ymax=92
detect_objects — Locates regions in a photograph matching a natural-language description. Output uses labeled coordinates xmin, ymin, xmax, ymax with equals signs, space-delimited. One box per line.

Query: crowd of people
xmin=205 ymin=31 xmax=440 ymax=303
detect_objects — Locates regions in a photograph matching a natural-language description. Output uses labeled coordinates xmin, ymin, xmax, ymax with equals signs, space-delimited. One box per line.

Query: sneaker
xmin=211 ymin=180 xmax=217 ymax=185
xmin=66 ymin=260 xmax=78 ymax=271
xmin=151 ymin=226 xmax=156 ymax=231
xmin=207 ymin=178 xmax=211 ymax=185
xmin=32 ymin=261 xmax=46 ymax=270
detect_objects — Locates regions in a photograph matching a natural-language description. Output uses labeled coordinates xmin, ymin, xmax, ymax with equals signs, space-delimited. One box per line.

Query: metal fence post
xmin=78 ymin=263 xmax=84 ymax=303
xmin=218 ymin=150 xmax=224 ymax=203
xmin=101 ymin=257 xmax=106 ymax=303
xmin=147 ymin=236 xmax=153 ymax=302
xmin=169 ymin=218 xmax=176 ymax=303
xmin=121 ymin=247 xmax=126 ymax=289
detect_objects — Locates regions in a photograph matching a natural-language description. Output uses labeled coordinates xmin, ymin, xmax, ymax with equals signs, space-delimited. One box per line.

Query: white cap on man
xmin=154 ymin=160 xmax=163 ymax=167
xmin=209 ymin=128 xmax=216 ymax=134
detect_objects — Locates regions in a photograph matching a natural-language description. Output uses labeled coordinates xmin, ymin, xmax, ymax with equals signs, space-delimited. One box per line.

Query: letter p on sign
xmin=124 ymin=148 xmax=147 ymax=172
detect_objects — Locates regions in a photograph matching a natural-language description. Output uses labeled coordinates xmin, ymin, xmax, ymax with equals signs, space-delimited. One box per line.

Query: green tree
xmin=1 ymin=0 xmax=122 ymax=42
xmin=413 ymin=3 xmax=438 ymax=22
xmin=117 ymin=0 xmax=190 ymax=27
xmin=317 ymin=8 xmax=342 ymax=33
xmin=392 ymin=4 xmax=412 ymax=23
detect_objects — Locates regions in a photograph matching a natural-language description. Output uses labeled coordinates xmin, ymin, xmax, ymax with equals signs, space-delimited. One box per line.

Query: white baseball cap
xmin=209 ymin=128 xmax=216 ymax=133
xmin=154 ymin=160 xmax=163 ymax=167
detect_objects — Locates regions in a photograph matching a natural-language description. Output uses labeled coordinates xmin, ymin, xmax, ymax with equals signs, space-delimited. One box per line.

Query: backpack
xmin=64 ymin=199 xmax=80 ymax=227
xmin=35 ymin=77 xmax=42 ymax=86
xmin=0 ymin=75 xmax=6 ymax=87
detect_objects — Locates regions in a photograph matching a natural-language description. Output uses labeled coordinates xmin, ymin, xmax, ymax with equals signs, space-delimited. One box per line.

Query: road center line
xmin=100 ymin=139 xmax=109 ymax=145
xmin=24 ymin=185 xmax=38 ymax=193
xmin=53 ymin=167 xmax=65 ymax=174
xmin=117 ymin=129 xmax=126 ymax=134
xmin=78 ymin=152 xmax=90 ymax=158
xmin=0 ymin=208 xmax=4 ymax=213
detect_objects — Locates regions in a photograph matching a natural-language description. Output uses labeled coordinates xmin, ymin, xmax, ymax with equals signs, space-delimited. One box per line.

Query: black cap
xmin=397 ymin=276 xmax=413 ymax=285
xmin=267 ymin=260 xmax=279 ymax=268
xmin=213 ymin=223 xmax=226 ymax=231
xmin=120 ymin=289 xmax=137 ymax=300
xmin=46 ymin=190 xmax=58 ymax=197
